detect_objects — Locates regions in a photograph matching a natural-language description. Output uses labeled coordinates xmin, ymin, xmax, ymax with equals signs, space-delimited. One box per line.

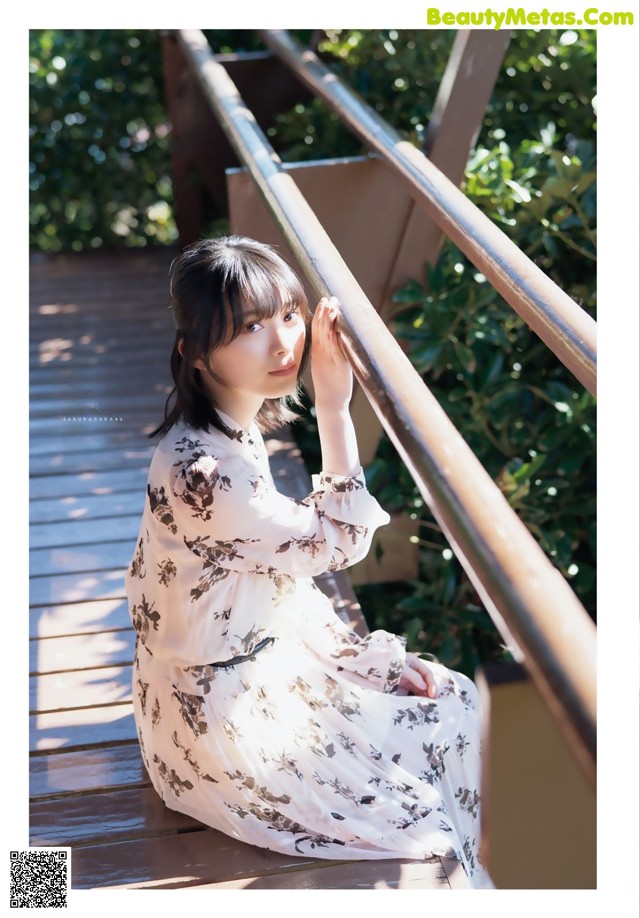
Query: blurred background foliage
xmin=29 ymin=28 xmax=596 ymax=677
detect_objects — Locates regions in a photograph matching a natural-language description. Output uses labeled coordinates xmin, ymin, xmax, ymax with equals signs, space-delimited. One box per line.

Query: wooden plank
xmin=29 ymin=429 xmax=157 ymax=451
xmin=29 ymin=354 xmax=170 ymax=379
xmin=30 ymin=568 xmax=127 ymax=607
xmin=30 ymin=541 xmax=134 ymax=577
xmin=30 ymin=598 xmax=131 ymax=639
xmin=29 ymin=430 xmax=154 ymax=456
xmin=195 ymin=857 xmax=451 ymax=890
xmin=30 ymin=490 xmax=144 ymax=525
xmin=30 ymin=663 xmax=133 ymax=714
xmin=29 ymin=375 xmax=171 ymax=397
xmin=29 ymin=467 xmax=150 ymax=500
xmin=31 ymin=286 xmax=169 ymax=303
xmin=30 ymin=260 xmax=171 ymax=282
xmin=30 ymin=703 xmax=136 ymax=753
xmin=30 ymin=447 xmax=154 ymax=476
xmin=29 ymin=362 xmax=168 ymax=382
xmin=30 ymin=307 xmax=172 ymax=328
xmin=30 ymin=629 xmax=135 ymax=676
xmin=30 ymin=250 xmax=173 ymax=278
xmin=30 ymin=515 xmax=139 ymax=549
xmin=30 ymin=786 xmax=200 ymax=847
xmin=439 ymin=855 xmax=473 ymax=889
xmin=30 ymin=311 xmax=172 ymax=330
xmin=30 ymin=310 xmax=170 ymax=330
xmin=29 ymin=395 xmax=170 ymax=419
xmin=29 ymin=352 xmax=172 ymax=374
xmin=30 ymin=743 xmax=146 ymax=799
xmin=29 ymin=336 xmax=167 ymax=352
xmin=380 ymin=30 xmax=511 ymax=322
xmin=70 ymin=828 xmax=340 ymax=890
xmin=29 ymin=341 xmax=167 ymax=359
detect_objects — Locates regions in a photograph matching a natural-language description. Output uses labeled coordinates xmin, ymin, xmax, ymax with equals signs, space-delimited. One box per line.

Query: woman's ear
xmin=178 ymin=337 xmax=204 ymax=370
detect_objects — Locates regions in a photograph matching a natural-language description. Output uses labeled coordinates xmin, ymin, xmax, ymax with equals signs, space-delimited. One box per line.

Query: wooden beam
xmin=380 ymin=28 xmax=512 ymax=316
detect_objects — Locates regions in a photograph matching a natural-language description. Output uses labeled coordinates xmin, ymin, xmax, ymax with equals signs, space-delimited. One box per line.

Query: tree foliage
xmin=30 ymin=30 xmax=175 ymax=251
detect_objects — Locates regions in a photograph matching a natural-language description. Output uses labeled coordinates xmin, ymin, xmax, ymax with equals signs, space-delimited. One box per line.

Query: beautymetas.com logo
xmin=425 ymin=7 xmax=634 ymax=27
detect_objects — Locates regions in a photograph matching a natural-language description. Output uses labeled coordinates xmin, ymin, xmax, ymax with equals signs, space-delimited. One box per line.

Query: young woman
xmin=126 ymin=235 xmax=493 ymax=888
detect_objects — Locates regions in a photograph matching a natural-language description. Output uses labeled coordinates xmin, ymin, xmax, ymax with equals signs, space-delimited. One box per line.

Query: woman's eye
xmin=283 ymin=308 xmax=300 ymax=322
xmin=243 ymin=321 xmax=262 ymax=333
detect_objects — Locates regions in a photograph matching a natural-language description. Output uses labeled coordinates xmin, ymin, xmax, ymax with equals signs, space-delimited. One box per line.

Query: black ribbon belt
xmin=208 ymin=636 xmax=275 ymax=669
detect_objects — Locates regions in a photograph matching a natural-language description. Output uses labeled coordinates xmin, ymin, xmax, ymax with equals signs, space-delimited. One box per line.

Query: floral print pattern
xmin=126 ymin=413 xmax=493 ymax=888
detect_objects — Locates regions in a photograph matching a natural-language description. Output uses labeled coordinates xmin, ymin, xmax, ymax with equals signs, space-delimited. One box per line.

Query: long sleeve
xmin=168 ymin=450 xmax=390 ymax=582
xmin=301 ymin=594 xmax=407 ymax=694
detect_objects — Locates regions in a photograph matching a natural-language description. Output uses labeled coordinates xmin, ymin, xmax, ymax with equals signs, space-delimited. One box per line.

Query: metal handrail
xmin=174 ymin=29 xmax=596 ymax=785
xmin=259 ymin=29 xmax=597 ymax=398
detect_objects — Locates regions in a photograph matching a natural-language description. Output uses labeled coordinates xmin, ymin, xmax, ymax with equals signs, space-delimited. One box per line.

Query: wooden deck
xmin=28 ymin=247 xmax=468 ymax=891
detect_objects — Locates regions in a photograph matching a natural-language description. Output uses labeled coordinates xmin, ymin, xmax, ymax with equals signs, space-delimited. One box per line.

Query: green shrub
xmin=29 ymin=30 xmax=176 ymax=251
xmin=276 ymin=30 xmax=596 ymax=677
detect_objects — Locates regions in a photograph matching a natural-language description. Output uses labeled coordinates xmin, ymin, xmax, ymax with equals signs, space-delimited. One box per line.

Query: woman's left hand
xmin=398 ymin=653 xmax=438 ymax=698
xmin=311 ymin=296 xmax=353 ymax=412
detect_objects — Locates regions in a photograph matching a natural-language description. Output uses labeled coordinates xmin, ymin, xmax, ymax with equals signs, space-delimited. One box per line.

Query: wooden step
xmin=29 ymin=467 xmax=151 ymax=500
xmin=30 ymin=628 xmax=136 ymax=676
xmin=30 ymin=703 xmax=137 ymax=753
xmin=30 ymin=599 xmax=132 ymax=639
xmin=30 ymin=540 xmax=135 ymax=577
xmin=30 ymin=491 xmax=145 ymax=525
xmin=30 ymin=568 xmax=127 ymax=607
xmin=30 ymin=743 xmax=146 ymax=799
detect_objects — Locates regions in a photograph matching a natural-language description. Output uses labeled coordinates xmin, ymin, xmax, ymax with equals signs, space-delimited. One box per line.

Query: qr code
xmin=10 ymin=849 xmax=69 ymax=908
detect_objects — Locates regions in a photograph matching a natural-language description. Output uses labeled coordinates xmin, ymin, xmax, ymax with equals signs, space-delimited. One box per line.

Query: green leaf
xmin=410 ymin=340 xmax=445 ymax=372
xmin=392 ymin=281 xmax=425 ymax=305
xmin=505 ymin=179 xmax=532 ymax=203
xmin=452 ymin=341 xmax=477 ymax=374
xmin=541 ymin=176 xmax=575 ymax=200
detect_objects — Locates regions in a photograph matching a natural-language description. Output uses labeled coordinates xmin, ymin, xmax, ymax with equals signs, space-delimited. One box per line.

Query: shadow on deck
xmin=28 ymin=247 xmax=468 ymax=891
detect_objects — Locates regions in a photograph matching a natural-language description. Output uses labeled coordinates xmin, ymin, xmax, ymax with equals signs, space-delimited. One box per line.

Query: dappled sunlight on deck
xmin=32 ymin=702 xmax=135 ymax=752
xmin=38 ymin=338 xmax=74 ymax=363
xmin=29 ymin=251 xmax=174 ymax=774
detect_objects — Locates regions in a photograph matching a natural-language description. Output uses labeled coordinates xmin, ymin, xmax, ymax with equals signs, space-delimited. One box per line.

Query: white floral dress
xmin=125 ymin=412 xmax=493 ymax=888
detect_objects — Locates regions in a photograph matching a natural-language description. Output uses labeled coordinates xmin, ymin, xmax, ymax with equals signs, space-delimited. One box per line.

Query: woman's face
xmin=195 ymin=303 xmax=307 ymax=424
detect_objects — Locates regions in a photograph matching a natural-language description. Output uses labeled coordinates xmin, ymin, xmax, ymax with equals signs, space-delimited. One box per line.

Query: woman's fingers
xmin=423 ymin=667 xmax=438 ymax=699
xmin=313 ymin=297 xmax=343 ymax=359
xmin=405 ymin=655 xmax=438 ymax=698
xmin=401 ymin=666 xmax=426 ymax=694
xmin=311 ymin=296 xmax=353 ymax=410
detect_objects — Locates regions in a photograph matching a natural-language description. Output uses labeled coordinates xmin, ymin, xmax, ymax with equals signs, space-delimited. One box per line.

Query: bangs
xmin=218 ymin=256 xmax=308 ymax=345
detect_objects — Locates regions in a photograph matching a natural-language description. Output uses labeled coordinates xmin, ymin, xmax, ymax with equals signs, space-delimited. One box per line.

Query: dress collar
xmin=215 ymin=408 xmax=256 ymax=443
xmin=206 ymin=409 xmax=263 ymax=463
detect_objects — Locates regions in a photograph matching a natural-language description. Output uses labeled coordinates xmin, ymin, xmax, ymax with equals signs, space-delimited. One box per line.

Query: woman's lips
xmin=268 ymin=363 xmax=297 ymax=377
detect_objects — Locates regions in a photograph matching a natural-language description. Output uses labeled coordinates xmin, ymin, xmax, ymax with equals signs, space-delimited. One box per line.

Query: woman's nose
xmin=271 ymin=320 xmax=295 ymax=354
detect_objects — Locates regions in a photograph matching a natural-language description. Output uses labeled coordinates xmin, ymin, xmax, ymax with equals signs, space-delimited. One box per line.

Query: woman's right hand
xmin=398 ymin=653 xmax=439 ymax=698
xmin=311 ymin=296 xmax=353 ymax=412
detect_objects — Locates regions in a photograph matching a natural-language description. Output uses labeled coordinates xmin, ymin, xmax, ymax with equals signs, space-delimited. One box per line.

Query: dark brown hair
xmin=150 ymin=235 xmax=312 ymax=439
